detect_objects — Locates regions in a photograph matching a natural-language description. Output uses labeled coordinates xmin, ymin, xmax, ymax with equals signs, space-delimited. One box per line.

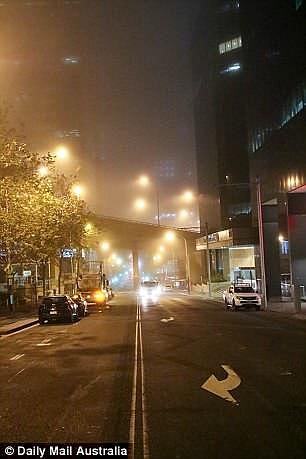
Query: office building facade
xmin=192 ymin=0 xmax=306 ymax=295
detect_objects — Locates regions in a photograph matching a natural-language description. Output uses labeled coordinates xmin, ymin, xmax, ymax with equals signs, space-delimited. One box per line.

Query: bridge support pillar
xmin=132 ymin=249 xmax=140 ymax=290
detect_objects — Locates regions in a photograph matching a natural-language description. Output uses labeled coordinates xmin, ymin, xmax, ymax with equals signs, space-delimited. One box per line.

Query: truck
xmin=77 ymin=273 xmax=107 ymax=309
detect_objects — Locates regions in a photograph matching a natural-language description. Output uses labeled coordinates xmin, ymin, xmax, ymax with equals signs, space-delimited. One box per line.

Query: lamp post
xmin=100 ymin=241 xmax=111 ymax=281
xmin=205 ymin=222 xmax=212 ymax=297
xmin=165 ymin=230 xmax=191 ymax=294
xmin=256 ymin=177 xmax=268 ymax=310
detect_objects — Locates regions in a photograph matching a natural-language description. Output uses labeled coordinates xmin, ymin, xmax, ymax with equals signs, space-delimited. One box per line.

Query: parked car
xmin=223 ymin=284 xmax=261 ymax=311
xmin=39 ymin=295 xmax=79 ymax=324
xmin=72 ymin=293 xmax=88 ymax=317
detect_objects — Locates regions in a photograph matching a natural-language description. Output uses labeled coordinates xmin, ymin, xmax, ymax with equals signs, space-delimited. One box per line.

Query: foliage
xmin=0 ymin=112 xmax=88 ymax=265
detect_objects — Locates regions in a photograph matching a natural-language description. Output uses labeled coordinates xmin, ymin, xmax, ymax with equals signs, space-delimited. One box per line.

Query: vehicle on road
xmin=72 ymin=293 xmax=88 ymax=317
xmin=139 ymin=280 xmax=161 ymax=302
xmin=39 ymin=295 xmax=79 ymax=324
xmin=223 ymin=284 xmax=261 ymax=311
xmin=79 ymin=288 xmax=107 ymax=311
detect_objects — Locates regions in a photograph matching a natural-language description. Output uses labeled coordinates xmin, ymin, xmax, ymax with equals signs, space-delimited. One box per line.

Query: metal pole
xmin=156 ymin=186 xmax=160 ymax=226
xmin=205 ymin=222 xmax=212 ymax=297
xmin=256 ymin=178 xmax=268 ymax=310
xmin=183 ymin=237 xmax=191 ymax=294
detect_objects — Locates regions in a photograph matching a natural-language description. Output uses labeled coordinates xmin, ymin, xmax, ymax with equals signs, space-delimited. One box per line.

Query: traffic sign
xmin=4 ymin=264 xmax=13 ymax=275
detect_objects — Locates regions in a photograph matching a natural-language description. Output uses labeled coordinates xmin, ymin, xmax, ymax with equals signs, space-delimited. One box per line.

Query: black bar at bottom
xmin=0 ymin=443 xmax=130 ymax=458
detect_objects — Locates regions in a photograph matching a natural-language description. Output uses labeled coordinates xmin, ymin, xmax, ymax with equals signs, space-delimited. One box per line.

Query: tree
xmin=0 ymin=109 xmax=88 ymax=297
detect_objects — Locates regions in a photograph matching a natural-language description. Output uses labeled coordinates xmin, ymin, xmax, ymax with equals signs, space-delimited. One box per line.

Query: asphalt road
xmin=0 ymin=292 xmax=306 ymax=459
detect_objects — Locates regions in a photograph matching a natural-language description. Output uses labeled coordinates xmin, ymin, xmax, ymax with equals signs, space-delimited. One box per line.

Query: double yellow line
xmin=129 ymin=299 xmax=149 ymax=459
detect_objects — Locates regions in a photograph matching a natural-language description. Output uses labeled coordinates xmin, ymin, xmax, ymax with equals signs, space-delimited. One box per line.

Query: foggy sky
xmin=0 ymin=0 xmax=201 ymax=223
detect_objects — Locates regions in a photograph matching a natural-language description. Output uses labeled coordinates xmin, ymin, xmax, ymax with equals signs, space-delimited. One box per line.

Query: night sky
xmin=0 ymin=0 xmax=201 ymax=223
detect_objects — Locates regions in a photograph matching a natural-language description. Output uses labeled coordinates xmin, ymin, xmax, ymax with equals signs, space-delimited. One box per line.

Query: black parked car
xmin=39 ymin=295 xmax=79 ymax=324
xmin=72 ymin=293 xmax=88 ymax=317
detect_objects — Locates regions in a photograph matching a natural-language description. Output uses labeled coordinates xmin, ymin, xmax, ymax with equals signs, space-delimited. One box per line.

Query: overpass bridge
xmin=84 ymin=214 xmax=201 ymax=288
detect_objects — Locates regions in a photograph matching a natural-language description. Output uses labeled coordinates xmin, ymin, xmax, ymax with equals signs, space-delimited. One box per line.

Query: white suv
xmin=223 ymin=285 xmax=261 ymax=311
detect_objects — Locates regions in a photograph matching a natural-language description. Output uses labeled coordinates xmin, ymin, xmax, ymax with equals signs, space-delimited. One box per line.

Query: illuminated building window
xmin=62 ymin=56 xmax=80 ymax=65
xmin=218 ymin=36 xmax=242 ymax=55
xmin=250 ymin=80 xmax=306 ymax=153
xmin=55 ymin=129 xmax=80 ymax=138
xmin=219 ymin=62 xmax=241 ymax=74
xmin=280 ymin=240 xmax=289 ymax=255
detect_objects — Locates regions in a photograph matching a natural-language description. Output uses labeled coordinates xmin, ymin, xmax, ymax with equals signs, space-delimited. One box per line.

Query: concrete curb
xmin=0 ymin=319 xmax=39 ymax=336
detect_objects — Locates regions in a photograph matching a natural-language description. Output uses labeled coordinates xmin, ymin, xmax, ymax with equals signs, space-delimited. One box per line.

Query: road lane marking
xmin=10 ymin=353 xmax=25 ymax=361
xmin=201 ymin=364 xmax=241 ymax=405
xmin=139 ymin=306 xmax=149 ymax=459
xmin=8 ymin=367 xmax=26 ymax=382
xmin=129 ymin=300 xmax=150 ymax=459
xmin=160 ymin=317 xmax=174 ymax=323
xmin=37 ymin=338 xmax=52 ymax=346
xmin=129 ymin=303 xmax=139 ymax=459
xmin=0 ymin=323 xmax=39 ymax=339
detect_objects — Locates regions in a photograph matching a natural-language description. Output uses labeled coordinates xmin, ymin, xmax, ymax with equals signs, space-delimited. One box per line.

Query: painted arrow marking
xmin=201 ymin=365 xmax=241 ymax=405
xmin=37 ymin=338 xmax=52 ymax=346
xmin=160 ymin=317 xmax=174 ymax=323
xmin=10 ymin=353 xmax=25 ymax=361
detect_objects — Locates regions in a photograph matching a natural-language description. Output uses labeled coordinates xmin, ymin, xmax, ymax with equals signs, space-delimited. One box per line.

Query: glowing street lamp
xmin=179 ymin=209 xmax=189 ymax=219
xmin=116 ymin=257 xmax=123 ymax=266
xmin=84 ymin=222 xmax=93 ymax=233
xmin=100 ymin=241 xmax=110 ymax=252
xmin=55 ymin=145 xmax=69 ymax=160
xmin=182 ymin=190 xmax=195 ymax=203
xmin=38 ymin=165 xmax=49 ymax=177
xmin=138 ymin=175 xmax=150 ymax=187
xmin=134 ymin=198 xmax=146 ymax=210
xmin=165 ymin=230 xmax=175 ymax=242
xmin=72 ymin=184 xmax=83 ymax=199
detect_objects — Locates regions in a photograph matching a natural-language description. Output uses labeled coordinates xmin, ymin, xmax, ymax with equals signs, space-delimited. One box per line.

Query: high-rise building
xmin=192 ymin=0 xmax=306 ymax=296
xmin=192 ymin=0 xmax=250 ymax=232
xmin=244 ymin=0 xmax=306 ymax=297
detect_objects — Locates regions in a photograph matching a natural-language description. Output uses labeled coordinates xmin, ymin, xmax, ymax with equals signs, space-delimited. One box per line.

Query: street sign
xmin=23 ymin=270 xmax=32 ymax=277
xmin=201 ymin=365 xmax=241 ymax=405
xmin=4 ymin=264 xmax=13 ymax=275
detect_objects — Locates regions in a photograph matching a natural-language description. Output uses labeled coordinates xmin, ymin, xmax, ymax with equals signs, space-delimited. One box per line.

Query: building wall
xmin=229 ymin=247 xmax=255 ymax=273
xmin=192 ymin=0 xmax=251 ymax=231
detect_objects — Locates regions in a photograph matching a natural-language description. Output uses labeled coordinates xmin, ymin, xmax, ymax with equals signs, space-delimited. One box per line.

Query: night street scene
xmin=0 ymin=1 xmax=306 ymax=458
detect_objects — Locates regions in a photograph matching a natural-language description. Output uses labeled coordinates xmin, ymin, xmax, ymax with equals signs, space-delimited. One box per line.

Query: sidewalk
xmin=190 ymin=288 xmax=306 ymax=320
xmin=0 ymin=311 xmax=38 ymax=336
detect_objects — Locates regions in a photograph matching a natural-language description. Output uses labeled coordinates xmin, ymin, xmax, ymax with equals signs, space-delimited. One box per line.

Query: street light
xmin=179 ymin=209 xmax=189 ymax=220
xmin=164 ymin=230 xmax=191 ymax=293
xmin=38 ymin=165 xmax=49 ymax=177
xmin=100 ymin=241 xmax=110 ymax=252
xmin=72 ymin=184 xmax=83 ymax=199
xmin=134 ymin=198 xmax=146 ymax=210
xmin=138 ymin=175 xmax=150 ymax=187
xmin=55 ymin=145 xmax=69 ymax=160
xmin=182 ymin=190 xmax=195 ymax=203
